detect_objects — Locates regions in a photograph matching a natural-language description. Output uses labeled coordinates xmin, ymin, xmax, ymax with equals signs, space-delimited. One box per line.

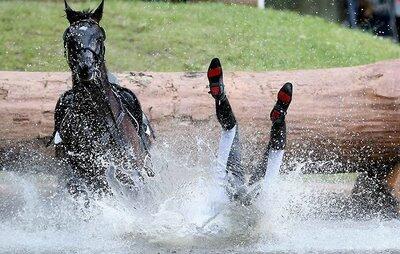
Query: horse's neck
xmin=72 ymin=71 xmax=112 ymax=107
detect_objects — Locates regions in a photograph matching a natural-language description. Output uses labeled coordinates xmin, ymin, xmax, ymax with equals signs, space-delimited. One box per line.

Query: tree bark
xmin=0 ymin=60 xmax=399 ymax=173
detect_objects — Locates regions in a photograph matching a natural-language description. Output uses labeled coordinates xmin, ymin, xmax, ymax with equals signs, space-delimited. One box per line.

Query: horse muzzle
xmin=77 ymin=50 xmax=97 ymax=82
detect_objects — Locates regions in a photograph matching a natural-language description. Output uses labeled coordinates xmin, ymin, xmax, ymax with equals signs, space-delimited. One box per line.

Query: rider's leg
xmin=249 ymin=83 xmax=293 ymax=194
xmin=215 ymin=98 xmax=247 ymax=200
xmin=208 ymin=58 xmax=246 ymax=201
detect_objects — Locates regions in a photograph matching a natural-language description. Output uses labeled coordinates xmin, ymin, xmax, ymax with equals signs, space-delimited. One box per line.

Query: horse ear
xmin=92 ymin=0 xmax=104 ymax=23
xmin=65 ymin=0 xmax=79 ymax=24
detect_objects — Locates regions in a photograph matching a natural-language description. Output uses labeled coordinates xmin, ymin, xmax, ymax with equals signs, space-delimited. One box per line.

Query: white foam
xmin=1 ymin=138 xmax=399 ymax=253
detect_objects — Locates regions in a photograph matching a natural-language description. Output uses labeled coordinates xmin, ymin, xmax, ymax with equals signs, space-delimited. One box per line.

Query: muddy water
xmin=0 ymin=130 xmax=399 ymax=253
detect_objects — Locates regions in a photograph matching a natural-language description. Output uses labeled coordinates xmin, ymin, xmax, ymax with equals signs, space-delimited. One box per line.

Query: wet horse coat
xmin=51 ymin=1 xmax=154 ymax=196
xmin=52 ymin=75 xmax=154 ymax=195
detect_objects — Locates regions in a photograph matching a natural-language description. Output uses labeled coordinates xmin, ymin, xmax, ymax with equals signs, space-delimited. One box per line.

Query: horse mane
xmin=66 ymin=9 xmax=95 ymax=23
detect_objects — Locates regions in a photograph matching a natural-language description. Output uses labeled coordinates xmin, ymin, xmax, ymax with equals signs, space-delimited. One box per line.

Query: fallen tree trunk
xmin=0 ymin=60 xmax=399 ymax=173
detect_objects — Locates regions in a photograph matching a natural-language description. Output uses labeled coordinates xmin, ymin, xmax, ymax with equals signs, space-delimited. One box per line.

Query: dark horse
xmin=50 ymin=0 xmax=154 ymax=198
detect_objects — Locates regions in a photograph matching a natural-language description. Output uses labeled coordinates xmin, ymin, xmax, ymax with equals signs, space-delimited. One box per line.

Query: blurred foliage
xmin=1 ymin=0 xmax=400 ymax=72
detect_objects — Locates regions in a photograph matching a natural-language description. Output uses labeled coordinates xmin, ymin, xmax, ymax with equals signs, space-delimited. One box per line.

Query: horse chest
xmin=56 ymin=86 xmax=148 ymax=181
xmin=60 ymin=107 xmax=112 ymax=153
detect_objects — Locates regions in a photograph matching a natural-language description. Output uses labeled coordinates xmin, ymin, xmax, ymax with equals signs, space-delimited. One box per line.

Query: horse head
xmin=63 ymin=0 xmax=106 ymax=83
xmin=59 ymin=1 xmax=154 ymax=196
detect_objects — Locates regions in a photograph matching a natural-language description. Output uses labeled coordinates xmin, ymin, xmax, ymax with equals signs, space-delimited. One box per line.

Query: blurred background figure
xmin=264 ymin=0 xmax=400 ymax=42
xmin=347 ymin=0 xmax=398 ymax=40
xmin=347 ymin=0 xmax=359 ymax=28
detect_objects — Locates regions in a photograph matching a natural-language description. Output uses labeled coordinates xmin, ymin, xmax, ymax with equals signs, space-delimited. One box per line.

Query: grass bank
xmin=1 ymin=0 xmax=400 ymax=72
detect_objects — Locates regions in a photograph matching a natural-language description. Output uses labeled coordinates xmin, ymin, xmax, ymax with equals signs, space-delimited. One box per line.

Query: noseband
xmin=63 ymin=19 xmax=106 ymax=60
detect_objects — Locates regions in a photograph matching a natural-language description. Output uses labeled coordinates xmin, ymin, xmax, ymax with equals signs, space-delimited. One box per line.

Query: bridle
xmin=59 ymin=15 xmax=155 ymax=178
xmin=63 ymin=19 xmax=106 ymax=60
xmin=63 ymin=19 xmax=138 ymax=137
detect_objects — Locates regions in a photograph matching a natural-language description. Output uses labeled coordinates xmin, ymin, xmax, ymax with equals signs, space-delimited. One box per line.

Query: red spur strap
xmin=278 ymin=91 xmax=291 ymax=104
xmin=210 ymin=86 xmax=221 ymax=95
xmin=207 ymin=67 xmax=222 ymax=78
xmin=271 ymin=110 xmax=281 ymax=121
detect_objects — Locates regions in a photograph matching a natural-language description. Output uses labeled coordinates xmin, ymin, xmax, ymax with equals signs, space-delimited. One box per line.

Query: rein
xmin=60 ymin=16 xmax=154 ymax=178
xmin=82 ymin=82 xmax=138 ymax=142
xmin=63 ymin=17 xmax=136 ymax=150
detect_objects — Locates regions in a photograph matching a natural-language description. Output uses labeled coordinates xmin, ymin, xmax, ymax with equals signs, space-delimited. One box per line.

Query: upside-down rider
xmin=207 ymin=58 xmax=293 ymax=204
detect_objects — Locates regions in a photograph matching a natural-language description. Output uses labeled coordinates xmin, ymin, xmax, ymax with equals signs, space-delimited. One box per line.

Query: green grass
xmin=1 ymin=0 xmax=400 ymax=72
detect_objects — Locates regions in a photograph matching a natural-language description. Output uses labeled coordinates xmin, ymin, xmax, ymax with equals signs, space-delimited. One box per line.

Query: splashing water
xmin=0 ymin=137 xmax=399 ymax=253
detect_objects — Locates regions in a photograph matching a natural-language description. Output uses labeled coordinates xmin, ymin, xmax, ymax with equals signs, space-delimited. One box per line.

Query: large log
xmin=0 ymin=60 xmax=399 ymax=173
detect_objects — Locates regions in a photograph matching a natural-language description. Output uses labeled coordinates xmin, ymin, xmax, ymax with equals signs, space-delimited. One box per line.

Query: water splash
xmin=0 ymin=138 xmax=399 ymax=253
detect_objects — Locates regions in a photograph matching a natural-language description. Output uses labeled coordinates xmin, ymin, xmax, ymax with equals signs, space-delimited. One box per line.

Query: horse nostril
xmin=78 ymin=63 xmax=93 ymax=80
xmin=77 ymin=50 xmax=95 ymax=80
xmin=79 ymin=51 xmax=94 ymax=69
xmin=82 ymin=65 xmax=90 ymax=73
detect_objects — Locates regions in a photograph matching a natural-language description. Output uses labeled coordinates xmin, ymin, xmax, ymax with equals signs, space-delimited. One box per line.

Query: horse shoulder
xmin=55 ymin=90 xmax=74 ymax=129
xmin=47 ymin=90 xmax=74 ymax=148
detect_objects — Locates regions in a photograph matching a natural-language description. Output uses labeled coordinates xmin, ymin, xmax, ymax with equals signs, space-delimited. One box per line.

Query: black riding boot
xmin=249 ymin=82 xmax=293 ymax=186
xmin=208 ymin=57 xmax=236 ymax=130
